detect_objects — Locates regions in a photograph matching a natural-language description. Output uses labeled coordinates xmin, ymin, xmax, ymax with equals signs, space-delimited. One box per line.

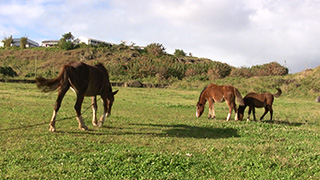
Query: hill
xmin=0 ymin=44 xmax=287 ymax=81
xmin=1 ymin=45 xmax=319 ymax=98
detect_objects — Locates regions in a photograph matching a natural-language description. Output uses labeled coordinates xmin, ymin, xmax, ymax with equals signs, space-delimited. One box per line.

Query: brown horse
xmin=196 ymin=83 xmax=244 ymax=121
xmin=238 ymin=88 xmax=282 ymax=121
xmin=36 ymin=61 xmax=118 ymax=132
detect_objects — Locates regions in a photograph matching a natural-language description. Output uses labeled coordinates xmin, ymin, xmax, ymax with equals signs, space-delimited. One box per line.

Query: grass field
xmin=0 ymin=82 xmax=320 ymax=179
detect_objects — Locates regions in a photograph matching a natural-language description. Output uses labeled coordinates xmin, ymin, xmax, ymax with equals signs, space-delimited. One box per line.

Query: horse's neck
xmin=199 ymin=90 xmax=208 ymax=104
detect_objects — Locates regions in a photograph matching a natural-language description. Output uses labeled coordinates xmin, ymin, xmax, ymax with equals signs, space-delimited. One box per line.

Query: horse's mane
xmin=198 ymin=86 xmax=208 ymax=103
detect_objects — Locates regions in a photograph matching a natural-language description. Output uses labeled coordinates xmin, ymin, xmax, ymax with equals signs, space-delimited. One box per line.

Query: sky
xmin=1 ymin=0 xmax=320 ymax=73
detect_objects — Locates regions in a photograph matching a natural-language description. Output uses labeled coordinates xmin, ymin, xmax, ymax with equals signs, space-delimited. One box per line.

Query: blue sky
xmin=1 ymin=0 xmax=320 ymax=73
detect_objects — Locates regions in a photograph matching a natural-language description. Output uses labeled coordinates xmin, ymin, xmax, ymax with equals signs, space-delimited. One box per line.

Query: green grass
xmin=0 ymin=82 xmax=320 ymax=179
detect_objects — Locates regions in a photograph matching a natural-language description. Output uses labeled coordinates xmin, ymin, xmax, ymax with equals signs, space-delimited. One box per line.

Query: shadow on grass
xmin=262 ymin=119 xmax=306 ymax=126
xmin=129 ymin=123 xmax=240 ymax=139
xmin=52 ymin=123 xmax=240 ymax=139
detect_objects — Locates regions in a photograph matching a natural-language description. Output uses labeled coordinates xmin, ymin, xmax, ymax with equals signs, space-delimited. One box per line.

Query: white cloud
xmin=0 ymin=0 xmax=319 ymax=73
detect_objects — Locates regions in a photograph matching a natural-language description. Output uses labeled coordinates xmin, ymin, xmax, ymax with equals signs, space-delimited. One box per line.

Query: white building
xmin=41 ymin=40 xmax=59 ymax=47
xmin=74 ymin=36 xmax=115 ymax=46
xmin=11 ymin=38 xmax=39 ymax=47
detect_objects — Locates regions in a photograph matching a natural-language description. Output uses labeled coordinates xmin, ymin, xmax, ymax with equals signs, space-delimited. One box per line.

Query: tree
xmin=2 ymin=35 xmax=13 ymax=48
xmin=58 ymin=32 xmax=75 ymax=50
xmin=174 ymin=49 xmax=186 ymax=57
xmin=20 ymin=37 xmax=28 ymax=49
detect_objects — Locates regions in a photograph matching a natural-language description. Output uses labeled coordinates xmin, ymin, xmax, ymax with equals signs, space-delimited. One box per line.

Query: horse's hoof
xmin=92 ymin=123 xmax=98 ymax=127
xmin=97 ymin=122 xmax=103 ymax=127
xmin=49 ymin=126 xmax=56 ymax=132
xmin=79 ymin=126 xmax=88 ymax=131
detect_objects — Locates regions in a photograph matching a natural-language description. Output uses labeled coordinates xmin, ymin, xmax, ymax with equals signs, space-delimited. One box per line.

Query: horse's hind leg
xmin=226 ymin=101 xmax=233 ymax=121
xmin=49 ymin=86 xmax=68 ymax=132
xmin=252 ymin=107 xmax=257 ymax=121
xmin=260 ymin=106 xmax=269 ymax=121
xmin=92 ymin=96 xmax=98 ymax=126
xmin=270 ymin=106 xmax=273 ymax=121
xmin=74 ymin=94 xmax=88 ymax=131
xmin=233 ymin=103 xmax=238 ymax=120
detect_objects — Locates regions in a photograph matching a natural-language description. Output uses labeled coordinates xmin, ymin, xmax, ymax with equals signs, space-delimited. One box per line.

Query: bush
xmin=58 ymin=38 xmax=74 ymax=50
xmin=230 ymin=67 xmax=252 ymax=78
xmin=20 ymin=37 xmax=28 ymax=49
xmin=145 ymin=43 xmax=166 ymax=56
xmin=251 ymin=62 xmax=288 ymax=76
xmin=2 ymin=35 xmax=13 ymax=48
xmin=174 ymin=49 xmax=186 ymax=57
xmin=0 ymin=66 xmax=18 ymax=77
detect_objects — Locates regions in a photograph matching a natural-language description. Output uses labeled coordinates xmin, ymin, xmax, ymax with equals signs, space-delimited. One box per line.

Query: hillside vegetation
xmin=0 ymin=45 xmax=319 ymax=98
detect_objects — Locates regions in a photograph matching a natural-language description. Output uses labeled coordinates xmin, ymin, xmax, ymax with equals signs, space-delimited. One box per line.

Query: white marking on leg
xmin=235 ymin=114 xmax=238 ymax=120
xmin=77 ymin=115 xmax=88 ymax=130
xmin=51 ymin=110 xmax=57 ymax=121
xmin=92 ymin=107 xmax=98 ymax=126
xmin=247 ymin=114 xmax=250 ymax=121
xmin=49 ymin=111 xmax=57 ymax=132
xmin=70 ymin=87 xmax=76 ymax=94
xmin=99 ymin=113 xmax=108 ymax=127
xmin=227 ymin=113 xmax=231 ymax=121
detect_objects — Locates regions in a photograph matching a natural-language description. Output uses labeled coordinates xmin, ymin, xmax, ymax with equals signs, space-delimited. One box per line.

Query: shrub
xmin=251 ymin=62 xmax=288 ymax=76
xmin=174 ymin=49 xmax=186 ymax=57
xmin=210 ymin=61 xmax=232 ymax=78
xmin=230 ymin=67 xmax=252 ymax=77
xmin=2 ymin=35 xmax=13 ymax=48
xmin=0 ymin=66 xmax=18 ymax=77
xmin=20 ymin=37 xmax=28 ymax=49
xmin=58 ymin=32 xmax=75 ymax=50
xmin=145 ymin=43 xmax=166 ymax=56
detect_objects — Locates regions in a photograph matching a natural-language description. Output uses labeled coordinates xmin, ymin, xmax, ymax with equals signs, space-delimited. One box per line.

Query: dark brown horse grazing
xmin=196 ymin=83 xmax=244 ymax=121
xmin=238 ymin=88 xmax=282 ymax=121
xmin=36 ymin=61 xmax=118 ymax=132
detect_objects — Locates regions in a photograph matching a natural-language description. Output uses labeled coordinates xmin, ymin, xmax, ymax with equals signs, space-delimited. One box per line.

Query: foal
xmin=36 ymin=61 xmax=118 ymax=132
xmin=238 ymin=88 xmax=282 ymax=121
xmin=196 ymin=83 xmax=244 ymax=121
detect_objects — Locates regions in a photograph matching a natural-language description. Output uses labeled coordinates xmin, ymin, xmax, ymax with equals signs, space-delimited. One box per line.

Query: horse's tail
xmin=36 ymin=65 xmax=69 ymax=92
xmin=274 ymin=88 xmax=282 ymax=98
xmin=234 ymin=88 xmax=245 ymax=106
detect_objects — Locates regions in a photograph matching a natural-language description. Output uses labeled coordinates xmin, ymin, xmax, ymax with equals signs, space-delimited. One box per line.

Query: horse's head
xmin=237 ymin=105 xmax=246 ymax=120
xmin=106 ymin=90 xmax=119 ymax=117
xmin=196 ymin=102 xmax=205 ymax=117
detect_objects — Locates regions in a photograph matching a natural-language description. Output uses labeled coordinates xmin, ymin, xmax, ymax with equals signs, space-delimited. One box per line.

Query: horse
xmin=36 ymin=61 xmax=118 ymax=132
xmin=196 ymin=83 xmax=244 ymax=121
xmin=238 ymin=88 xmax=282 ymax=122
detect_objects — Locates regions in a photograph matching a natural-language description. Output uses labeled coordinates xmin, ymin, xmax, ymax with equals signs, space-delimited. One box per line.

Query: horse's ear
xmin=113 ymin=90 xmax=119 ymax=95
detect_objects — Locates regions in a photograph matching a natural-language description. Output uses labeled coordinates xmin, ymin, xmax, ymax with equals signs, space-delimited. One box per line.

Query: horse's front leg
xmin=98 ymin=95 xmax=108 ymax=127
xmin=247 ymin=106 xmax=252 ymax=121
xmin=74 ymin=94 xmax=88 ymax=131
xmin=208 ymin=100 xmax=215 ymax=119
xmin=91 ymin=96 xmax=98 ymax=127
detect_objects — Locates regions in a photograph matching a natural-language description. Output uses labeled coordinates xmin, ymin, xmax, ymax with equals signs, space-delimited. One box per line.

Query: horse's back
xmin=66 ymin=62 xmax=110 ymax=96
xmin=244 ymin=92 xmax=273 ymax=107
xmin=206 ymin=84 xmax=236 ymax=102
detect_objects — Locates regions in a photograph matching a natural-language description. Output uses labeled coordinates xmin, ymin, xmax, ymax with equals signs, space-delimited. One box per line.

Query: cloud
xmin=0 ymin=0 xmax=319 ymax=73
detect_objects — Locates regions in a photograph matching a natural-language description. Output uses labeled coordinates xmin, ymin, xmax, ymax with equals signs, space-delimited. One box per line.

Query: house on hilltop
xmin=41 ymin=40 xmax=59 ymax=47
xmin=73 ymin=36 xmax=115 ymax=46
xmin=0 ymin=38 xmax=39 ymax=47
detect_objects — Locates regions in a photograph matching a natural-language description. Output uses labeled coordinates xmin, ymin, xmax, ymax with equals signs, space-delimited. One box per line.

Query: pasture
xmin=0 ymin=82 xmax=319 ymax=179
